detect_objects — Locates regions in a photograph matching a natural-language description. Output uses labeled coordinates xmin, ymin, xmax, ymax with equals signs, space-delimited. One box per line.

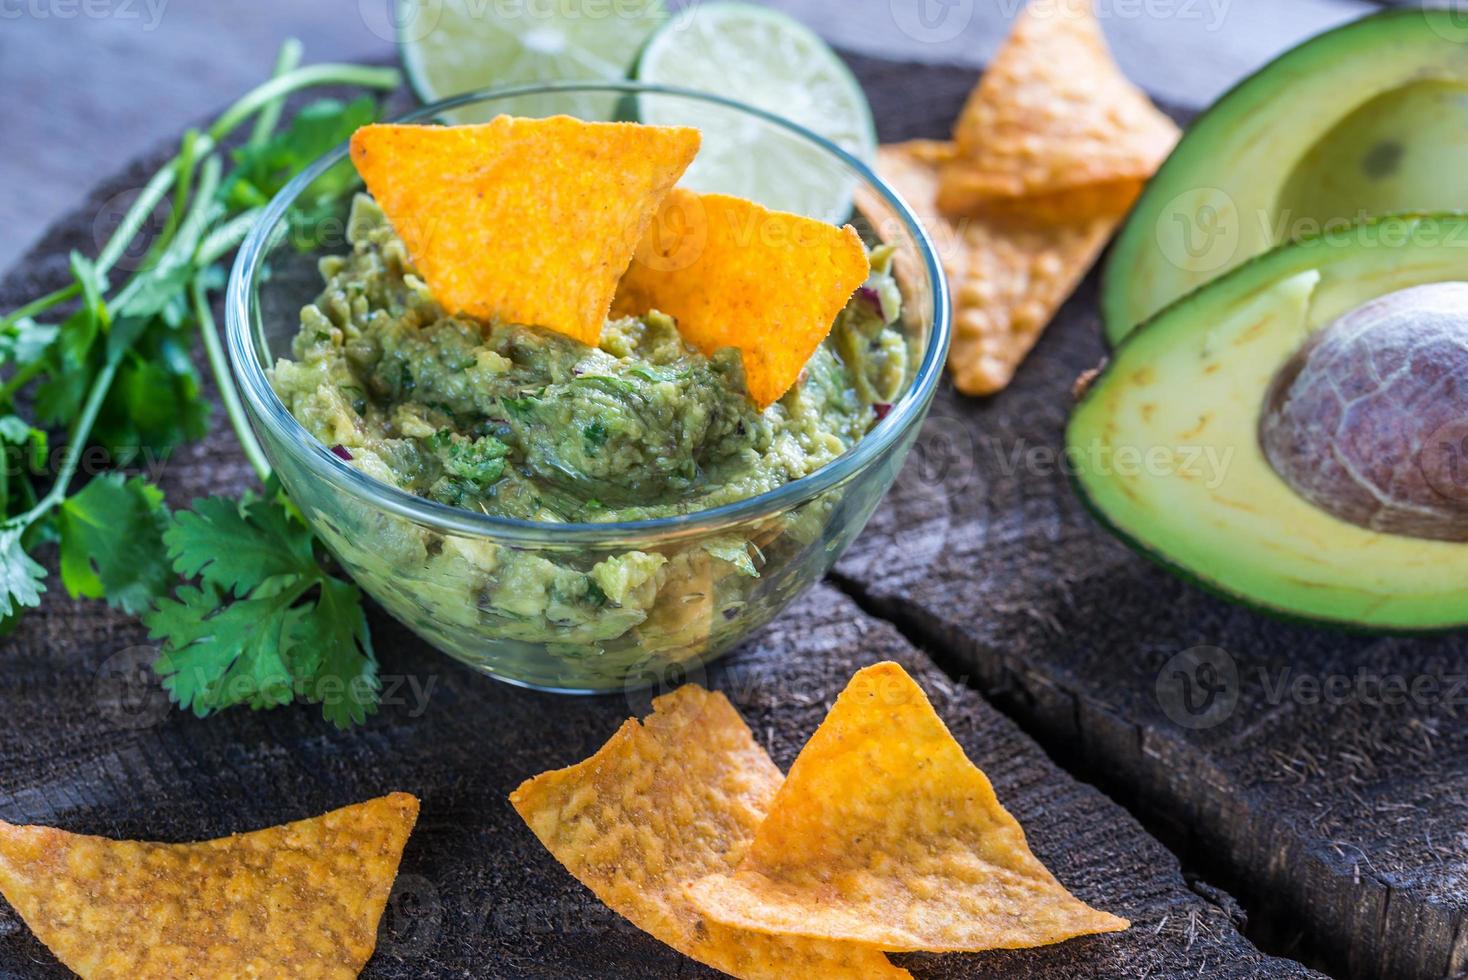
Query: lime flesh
xmin=636 ymin=2 xmax=876 ymax=221
xmin=399 ymin=0 xmax=666 ymax=123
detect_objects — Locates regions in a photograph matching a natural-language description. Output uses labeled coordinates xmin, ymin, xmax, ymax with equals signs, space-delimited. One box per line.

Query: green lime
xmin=398 ymin=0 xmax=666 ymax=123
xmin=635 ymin=2 xmax=876 ymax=221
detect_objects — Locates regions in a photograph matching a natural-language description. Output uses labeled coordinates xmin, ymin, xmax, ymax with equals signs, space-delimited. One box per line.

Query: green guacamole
xmin=273 ymin=195 xmax=905 ymax=523
xmin=269 ymin=195 xmax=907 ymax=685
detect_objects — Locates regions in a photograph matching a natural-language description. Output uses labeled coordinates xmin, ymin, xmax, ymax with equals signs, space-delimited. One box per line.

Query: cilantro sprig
xmin=0 ymin=40 xmax=400 ymax=726
xmin=147 ymin=487 xmax=377 ymax=727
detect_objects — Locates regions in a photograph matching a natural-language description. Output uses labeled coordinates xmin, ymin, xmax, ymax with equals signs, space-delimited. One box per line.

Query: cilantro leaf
xmin=148 ymin=491 xmax=379 ymax=727
xmin=231 ymin=96 xmax=377 ymax=203
xmin=0 ymin=318 xmax=58 ymax=366
xmin=0 ymin=414 xmax=46 ymax=475
xmin=58 ymin=474 xmax=172 ymax=615
xmin=0 ymin=527 xmax=46 ymax=620
xmin=289 ymin=576 xmax=378 ymax=728
xmin=148 ymin=583 xmax=300 ymax=715
xmin=164 ymin=492 xmax=316 ymax=594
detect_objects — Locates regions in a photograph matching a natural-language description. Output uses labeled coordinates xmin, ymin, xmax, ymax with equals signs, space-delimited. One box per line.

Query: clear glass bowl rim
xmin=226 ymin=79 xmax=952 ymax=546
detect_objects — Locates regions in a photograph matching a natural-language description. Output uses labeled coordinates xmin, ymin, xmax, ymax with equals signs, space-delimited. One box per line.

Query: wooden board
xmin=0 ymin=578 xmax=1324 ymax=979
xmin=831 ymin=57 xmax=1468 ymax=980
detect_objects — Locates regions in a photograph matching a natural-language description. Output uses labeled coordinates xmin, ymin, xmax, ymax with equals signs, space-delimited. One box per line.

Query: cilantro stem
xmin=142 ymin=129 xmax=200 ymax=272
xmin=208 ymin=64 xmax=401 ymax=143
xmin=4 ymin=60 xmax=395 ymax=333
xmin=2 ymin=57 xmax=399 ymax=543
xmin=95 ymin=154 xmax=182 ymax=279
xmin=192 ymin=273 xmax=271 ymax=484
xmin=0 ymin=283 xmax=80 ymax=331
xmin=0 ymin=360 xmax=44 ymax=404
xmin=250 ymin=39 xmax=305 ymax=147
xmin=198 ymin=208 xmax=264 ymax=266
xmin=12 ymin=359 xmax=119 ymax=530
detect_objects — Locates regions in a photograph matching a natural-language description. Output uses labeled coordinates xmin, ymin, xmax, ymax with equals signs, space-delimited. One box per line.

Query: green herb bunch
xmin=0 ymin=41 xmax=400 ymax=727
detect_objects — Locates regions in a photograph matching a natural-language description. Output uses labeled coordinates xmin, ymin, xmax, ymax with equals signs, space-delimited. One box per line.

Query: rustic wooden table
xmin=2 ymin=2 xmax=1461 ymax=980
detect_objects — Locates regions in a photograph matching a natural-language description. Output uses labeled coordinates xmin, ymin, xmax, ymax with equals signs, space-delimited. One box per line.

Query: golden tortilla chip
xmin=350 ymin=117 xmax=700 ymax=345
xmin=510 ymin=686 xmax=910 ymax=979
xmin=689 ymin=663 xmax=1128 ymax=952
xmin=878 ymin=141 xmax=1115 ymax=394
xmin=939 ymin=0 xmax=1178 ymax=213
xmin=612 ymin=189 xmax=869 ymax=408
xmin=0 ymin=793 xmax=419 ymax=979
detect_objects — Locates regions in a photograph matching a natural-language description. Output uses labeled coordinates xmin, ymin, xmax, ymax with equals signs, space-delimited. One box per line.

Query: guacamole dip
xmin=269 ymin=195 xmax=907 ymax=686
xmin=273 ymin=196 xmax=905 ymax=522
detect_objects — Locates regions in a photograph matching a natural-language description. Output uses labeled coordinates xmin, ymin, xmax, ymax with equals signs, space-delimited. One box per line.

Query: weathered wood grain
xmin=833 ymin=58 xmax=1468 ymax=980
xmin=0 ymin=575 xmax=1326 ymax=980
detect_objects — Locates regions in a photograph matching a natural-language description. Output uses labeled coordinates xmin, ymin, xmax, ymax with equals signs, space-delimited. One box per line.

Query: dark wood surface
xmin=1 ymin=2 xmax=1458 ymax=979
xmin=0 ymin=575 xmax=1327 ymax=979
xmin=833 ymin=51 xmax=1468 ymax=980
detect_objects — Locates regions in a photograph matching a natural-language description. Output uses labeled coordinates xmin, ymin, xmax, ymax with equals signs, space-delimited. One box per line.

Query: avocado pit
xmin=1260 ymin=282 xmax=1468 ymax=540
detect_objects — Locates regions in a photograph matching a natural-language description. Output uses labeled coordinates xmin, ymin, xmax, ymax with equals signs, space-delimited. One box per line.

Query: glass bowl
xmin=226 ymin=82 xmax=950 ymax=693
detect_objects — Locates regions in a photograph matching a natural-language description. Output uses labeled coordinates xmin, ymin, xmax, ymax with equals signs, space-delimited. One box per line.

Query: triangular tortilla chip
xmin=939 ymin=0 xmax=1178 ymax=214
xmin=688 ymin=663 xmax=1128 ymax=952
xmin=612 ymin=189 xmax=869 ymax=408
xmin=0 ymin=793 xmax=418 ymax=979
xmin=510 ymin=686 xmax=910 ymax=979
xmin=350 ymin=117 xmax=700 ymax=345
xmin=877 ymin=140 xmax=1115 ymax=395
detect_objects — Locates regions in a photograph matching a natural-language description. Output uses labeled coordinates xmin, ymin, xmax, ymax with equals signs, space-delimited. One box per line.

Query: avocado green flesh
xmin=1103 ymin=8 xmax=1468 ymax=344
xmin=1277 ymin=81 xmax=1468 ymax=232
xmin=1071 ymin=216 xmax=1468 ymax=629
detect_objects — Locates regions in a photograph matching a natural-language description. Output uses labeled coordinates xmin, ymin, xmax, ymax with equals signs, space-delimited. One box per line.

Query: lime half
xmin=635 ymin=2 xmax=876 ymax=221
xmin=399 ymin=0 xmax=666 ymax=123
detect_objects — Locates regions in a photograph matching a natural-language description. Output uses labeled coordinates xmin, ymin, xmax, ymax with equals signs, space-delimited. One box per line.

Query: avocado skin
xmin=1071 ymin=212 xmax=1468 ymax=632
xmin=1065 ymin=467 xmax=1447 ymax=637
xmin=1101 ymin=6 xmax=1468 ymax=345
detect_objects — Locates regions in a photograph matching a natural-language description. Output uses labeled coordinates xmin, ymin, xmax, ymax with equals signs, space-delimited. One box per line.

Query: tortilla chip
xmin=612 ymin=189 xmax=869 ymax=408
xmin=350 ymin=117 xmax=700 ymax=345
xmin=0 ymin=793 xmax=419 ymax=979
xmin=689 ymin=663 xmax=1128 ymax=952
xmin=939 ymin=0 xmax=1178 ymax=213
xmin=879 ymin=141 xmax=1115 ymax=394
xmin=510 ymin=686 xmax=909 ymax=979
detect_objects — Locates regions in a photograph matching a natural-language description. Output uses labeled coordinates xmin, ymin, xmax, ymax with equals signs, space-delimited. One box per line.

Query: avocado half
xmin=1069 ymin=213 xmax=1468 ymax=631
xmin=1102 ymin=7 xmax=1468 ymax=344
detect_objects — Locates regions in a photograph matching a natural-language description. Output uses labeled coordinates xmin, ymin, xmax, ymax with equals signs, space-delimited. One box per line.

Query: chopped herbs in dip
xmin=272 ymin=196 xmax=906 ymax=523
xmin=269 ymin=195 xmax=907 ymax=677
